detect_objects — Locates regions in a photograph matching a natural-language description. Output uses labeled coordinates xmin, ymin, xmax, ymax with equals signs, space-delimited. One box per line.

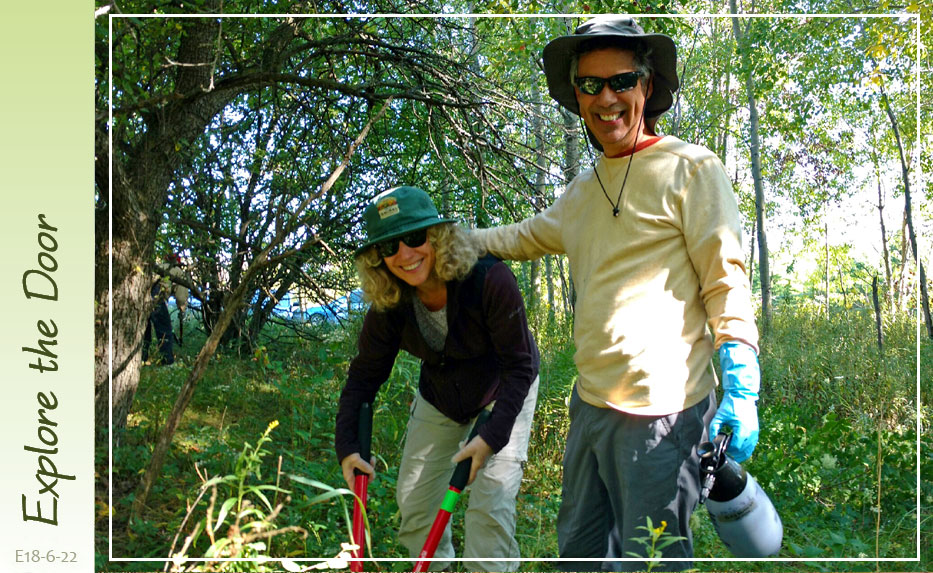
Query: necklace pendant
xmin=613 ymin=207 xmax=620 ymax=217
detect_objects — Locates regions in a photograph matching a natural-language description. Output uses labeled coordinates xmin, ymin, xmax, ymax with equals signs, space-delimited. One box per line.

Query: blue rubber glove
xmin=709 ymin=341 xmax=760 ymax=463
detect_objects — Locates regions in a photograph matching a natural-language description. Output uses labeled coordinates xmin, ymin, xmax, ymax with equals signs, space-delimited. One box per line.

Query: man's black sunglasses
xmin=574 ymin=71 xmax=644 ymax=96
xmin=376 ymin=228 xmax=428 ymax=258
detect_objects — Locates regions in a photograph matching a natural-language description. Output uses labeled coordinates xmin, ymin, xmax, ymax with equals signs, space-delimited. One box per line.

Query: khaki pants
xmin=396 ymin=378 xmax=539 ymax=572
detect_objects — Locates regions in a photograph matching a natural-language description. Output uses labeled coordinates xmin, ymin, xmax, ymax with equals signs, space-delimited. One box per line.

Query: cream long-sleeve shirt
xmin=473 ymin=136 xmax=759 ymax=415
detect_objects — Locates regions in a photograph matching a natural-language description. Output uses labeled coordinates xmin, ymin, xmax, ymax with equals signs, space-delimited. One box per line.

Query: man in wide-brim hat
xmin=473 ymin=15 xmax=765 ymax=570
xmin=542 ymin=15 xmax=679 ymax=150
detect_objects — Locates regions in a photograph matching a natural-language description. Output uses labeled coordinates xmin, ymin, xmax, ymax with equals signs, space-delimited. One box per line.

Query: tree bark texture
xmin=545 ymin=255 xmax=555 ymax=324
xmin=730 ymin=3 xmax=772 ymax=329
xmin=869 ymin=138 xmax=894 ymax=305
xmin=825 ymin=220 xmax=831 ymax=316
xmin=748 ymin=217 xmax=756 ymax=290
xmin=872 ymin=275 xmax=884 ymax=353
xmin=561 ymin=106 xmax=580 ymax=315
xmin=528 ymin=74 xmax=547 ymax=321
xmin=879 ymin=85 xmax=932 ymax=338
xmin=876 ymin=172 xmax=893 ymax=305
xmin=897 ymin=210 xmax=909 ymax=311
xmin=96 ymin=15 xmax=226 ymax=437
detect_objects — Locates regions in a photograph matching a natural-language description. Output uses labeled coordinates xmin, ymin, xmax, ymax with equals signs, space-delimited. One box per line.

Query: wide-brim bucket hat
xmin=543 ymin=16 xmax=679 ymax=126
xmin=355 ymin=186 xmax=455 ymax=257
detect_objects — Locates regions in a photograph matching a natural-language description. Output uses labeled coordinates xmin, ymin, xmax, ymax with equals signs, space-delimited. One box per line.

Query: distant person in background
xmin=169 ymin=255 xmax=190 ymax=344
xmin=142 ymin=253 xmax=188 ymax=365
xmin=471 ymin=16 xmax=762 ymax=571
xmin=335 ymin=186 xmax=539 ymax=572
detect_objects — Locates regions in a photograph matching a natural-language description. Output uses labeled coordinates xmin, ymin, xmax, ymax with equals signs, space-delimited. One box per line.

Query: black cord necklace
xmin=595 ymin=156 xmax=633 ymax=217
xmin=593 ymin=90 xmax=649 ymax=217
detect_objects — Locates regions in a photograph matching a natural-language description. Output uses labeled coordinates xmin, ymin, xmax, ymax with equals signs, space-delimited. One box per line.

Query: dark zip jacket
xmin=335 ymin=255 xmax=539 ymax=462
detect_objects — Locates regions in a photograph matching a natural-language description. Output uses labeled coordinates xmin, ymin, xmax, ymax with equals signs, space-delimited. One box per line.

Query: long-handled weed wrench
xmin=412 ymin=409 xmax=492 ymax=573
xmin=351 ymin=402 xmax=373 ymax=572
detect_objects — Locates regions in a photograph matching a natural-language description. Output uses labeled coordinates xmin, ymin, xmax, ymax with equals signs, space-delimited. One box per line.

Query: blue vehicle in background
xmin=281 ymin=289 xmax=366 ymax=325
xmin=183 ymin=288 xmax=367 ymax=327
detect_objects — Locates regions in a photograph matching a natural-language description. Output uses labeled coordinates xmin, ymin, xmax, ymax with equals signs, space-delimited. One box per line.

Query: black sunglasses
xmin=574 ymin=71 xmax=644 ymax=96
xmin=375 ymin=228 xmax=429 ymax=258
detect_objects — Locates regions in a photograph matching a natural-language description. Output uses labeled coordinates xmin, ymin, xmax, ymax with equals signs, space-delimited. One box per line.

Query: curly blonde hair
xmin=355 ymin=223 xmax=484 ymax=311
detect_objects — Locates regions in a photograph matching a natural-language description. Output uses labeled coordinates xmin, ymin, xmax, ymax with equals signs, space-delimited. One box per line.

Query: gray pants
xmin=557 ymin=385 xmax=716 ymax=572
xmin=396 ymin=378 xmax=539 ymax=572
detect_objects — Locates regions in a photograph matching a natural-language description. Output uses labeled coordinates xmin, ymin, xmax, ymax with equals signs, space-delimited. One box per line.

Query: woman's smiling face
xmin=383 ymin=235 xmax=437 ymax=289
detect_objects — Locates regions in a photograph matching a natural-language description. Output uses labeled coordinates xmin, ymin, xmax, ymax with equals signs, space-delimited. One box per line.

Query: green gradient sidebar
xmin=0 ymin=3 xmax=94 ymax=573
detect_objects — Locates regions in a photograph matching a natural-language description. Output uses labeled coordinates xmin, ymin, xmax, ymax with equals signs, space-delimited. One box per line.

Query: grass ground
xmin=96 ymin=304 xmax=932 ymax=572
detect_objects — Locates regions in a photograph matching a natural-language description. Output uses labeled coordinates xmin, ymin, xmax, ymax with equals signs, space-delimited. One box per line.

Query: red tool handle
xmin=412 ymin=494 xmax=458 ymax=573
xmin=351 ymin=473 xmax=370 ymax=571
xmin=351 ymin=402 xmax=373 ymax=572
xmin=411 ymin=409 xmax=491 ymax=572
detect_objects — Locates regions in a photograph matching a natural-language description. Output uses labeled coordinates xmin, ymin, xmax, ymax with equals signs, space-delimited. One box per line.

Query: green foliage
xmin=165 ymin=421 xmax=302 ymax=571
xmin=729 ymin=305 xmax=927 ymax=568
xmin=625 ymin=516 xmax=689 ymax=572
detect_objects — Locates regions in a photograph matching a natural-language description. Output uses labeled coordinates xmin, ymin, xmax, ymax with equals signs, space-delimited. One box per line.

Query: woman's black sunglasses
xmin=375 ymin=228 xmax=428 ymax=258
xmin=574 ymin=71 xmax=644 ymax=96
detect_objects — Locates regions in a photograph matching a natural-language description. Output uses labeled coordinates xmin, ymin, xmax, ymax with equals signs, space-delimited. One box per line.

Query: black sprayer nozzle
xmin=698 ymin=431 xmax=731 ymax=504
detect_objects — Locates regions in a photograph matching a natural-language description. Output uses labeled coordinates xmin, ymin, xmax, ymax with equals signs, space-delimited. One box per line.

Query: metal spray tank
xmin=698 ymin=431 xmax=783 ymax=557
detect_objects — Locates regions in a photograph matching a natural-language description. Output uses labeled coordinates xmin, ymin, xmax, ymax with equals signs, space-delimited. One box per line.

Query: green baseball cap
xmin=355 ymin=186 xmax=455 ymax=257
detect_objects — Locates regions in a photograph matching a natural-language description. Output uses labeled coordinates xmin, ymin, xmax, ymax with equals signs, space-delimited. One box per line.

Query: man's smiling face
xmin=574 ymin=47 xmax=652 ymax=157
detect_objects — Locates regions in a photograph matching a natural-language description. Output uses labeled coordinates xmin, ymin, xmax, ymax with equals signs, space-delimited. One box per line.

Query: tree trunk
xmin=869 ymin=137 xmax=894 ymax=306
xmin=717 ymin=45 xmax=733 ymax=167
xmin=872 ymin=275 xmax=884 ymax=352
xmin=545 ymin=255 xmax=555 ymax=325
xmin=561 ymin=103 xmax=581 ymax=316
xmin=879 ymin=84 xmax=932 ymax=338
xmin=530 ymin=68 xmax=549 ymax=324
xmin=717 ymin=19 xmax=734 ymax=164
xmin=95 ymin=15 xmax=226 ymax=438
xmin=839 ymin=263 xmax=848 ymax=314
xmin=748 ymin=218 xmax=756 ymax=290
xmin=876 ymin=175 xmax=893 ymax=306
xmin=97 ymin=243 xmax=156 ymax=442
xmin=529 ymin=260 xmax=539 ymax=319
xmin=825 ymin=220 xmax=831 ymax=316
xmin=730 ymin=3 xmax=771 ymax=330
xmin=199 ymin=180 xmax=226 ymax=337
xmin=897 ymin=210 xmax=909 ymax=311
xmin=717 ymin=69 xmax=733 ymax=164
xmin=555 ymin=254 xmax=572 ymax=316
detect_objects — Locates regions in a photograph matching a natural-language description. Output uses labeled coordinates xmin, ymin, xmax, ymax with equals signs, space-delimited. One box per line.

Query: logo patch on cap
xmin=377 ymin=197 xmax=400 ymax=219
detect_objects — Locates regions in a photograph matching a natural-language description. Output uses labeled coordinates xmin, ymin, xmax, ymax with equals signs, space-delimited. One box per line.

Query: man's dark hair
xmin=569 ymin=38 xmax=654 ymax=84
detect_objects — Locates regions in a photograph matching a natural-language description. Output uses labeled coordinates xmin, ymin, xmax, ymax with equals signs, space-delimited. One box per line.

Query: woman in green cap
xmin=334 ymin=186 xmax=540 ymax=571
